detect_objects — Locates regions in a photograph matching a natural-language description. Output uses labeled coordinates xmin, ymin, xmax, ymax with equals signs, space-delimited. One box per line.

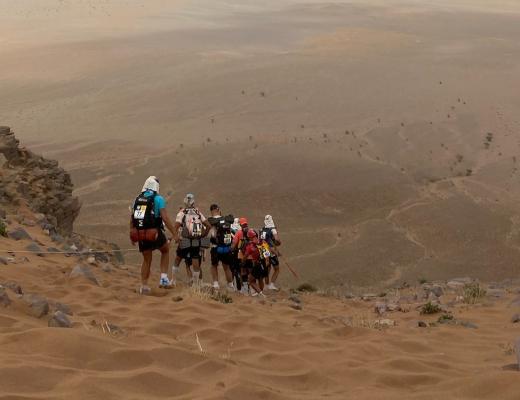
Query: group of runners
xmin=130 ymin=176 xmax=282 ymax=296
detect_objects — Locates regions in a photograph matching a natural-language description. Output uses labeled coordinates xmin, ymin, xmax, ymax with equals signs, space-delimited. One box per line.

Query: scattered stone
xmin=4 ymin=281 xmax=23 ymax=295
xmin=418 ymin=321 xmax=428 ymax=328
xmin=0 ymin=287 xmax=12 ymax=307
xmin=22 ymin=218 xmax=36 ymax=227
xmin=23 ymin=293 xmax=50 ymax=318
xmin=375 ymin=319 xmax=396 ymax=328
xmin=55 ymin=302 xmax=73 ymax=316
xmin=509 ymin=297 xmax=520 ymax=307
xmin=7 ymin=227 xmax=32 ymax=241
xmin=172 ymin=296 xmax=183 ymax=302
xmin=387 ymin=303 xmax=401 ymax=312
xmin=47 ymin=247 xmax=60 ymax=253
xmin=289 ymin=295 xmax=301 ymax=304
xmin=102 ymin=264 xmax=112 ymax=273
xmin=25 ymin=242 xmax=44 ymax=257
xmin=51 ymin=233 xmax=65 ymax=243
xmin=0 ymin=257 xmax=8 ymax=265
xmin=48 ymin=311 xmax=72 ymax=328
xmin=487 ymin=289 xmax=505 ymax=298
xmin=87 ymin=256 xmax=96 ymax=265
xmin=290 ymin=303 xmax=302 ymax=311
xmin=459 ymin=321 xmax=478 ymax=329
xmin=511 ymin=314 xmax=520 ymax=324
xmin=69 ymin=265 xmax=99 ymax=286
xmin=362 ymin=293 xmax=377 ymax=301
xmin=374 ymin=302 xmax=387 ymax=315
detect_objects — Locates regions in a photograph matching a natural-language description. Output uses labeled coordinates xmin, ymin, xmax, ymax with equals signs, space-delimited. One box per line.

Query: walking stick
xmin=282 ymin=258 xmax=299 ymax=279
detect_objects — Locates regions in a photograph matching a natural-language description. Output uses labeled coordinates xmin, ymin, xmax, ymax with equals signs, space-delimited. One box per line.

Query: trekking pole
xmin=282 ymin=258 xmax=299 ymax=279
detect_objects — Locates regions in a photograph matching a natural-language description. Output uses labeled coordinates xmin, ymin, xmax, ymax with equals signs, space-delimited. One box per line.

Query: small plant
xmin=296 ymin=283 xmax=317 ymax=293
xmin=420 ymin=302 xmax=442 ymax=315
xmin=438 ymin=313 xmax=454 ymax=323
xmin=211 ymin=291 xmax=233 ymax=304
xmin=418 ymin=278 xmax=428 ymax=285
xmin=463 ymin=282 xmax=486 ymax=304
xmin=0 ymin=220 xmax=7 ymax=237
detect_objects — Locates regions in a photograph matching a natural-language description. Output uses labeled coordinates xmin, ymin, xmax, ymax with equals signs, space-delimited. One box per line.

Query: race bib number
xmin=224 ymin=234 xmax=232 ymax=245
xmin=134 ymin=205 xmax=147 ymax=220
xmin=260 ymin=231 xmax=267 ymax=240
xmin=191 ymin=222 xmax=202 ymax=237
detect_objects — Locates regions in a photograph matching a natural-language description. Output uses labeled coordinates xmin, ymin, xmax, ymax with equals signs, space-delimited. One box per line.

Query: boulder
xmin=23 ymin=293 xmax=49 ymax=318
xmin=69 ymin=264 xmax=99 ymax=285
xmin=3 ymin=281 xmax=23 ymax=295
xmin=7 ymin=227 xmax=32 ymax=241
xmin=48 ymin=311 xmax=72 ymax=328
xmin=0 ymin=287 xmax=12 ymax=307
xmin=25 ymin=242 xmax=44 ymax=257
xmin=55 ymin=302 xmax=73 ymax=316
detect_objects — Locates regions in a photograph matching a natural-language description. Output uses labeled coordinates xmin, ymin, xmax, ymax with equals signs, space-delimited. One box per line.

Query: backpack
xmin=209 ymin=215 xmax=234 ymax=247
xmin=130 ymin=192 xmax=160 ymax=242
xmin=238 ymin=227 xmax=250 ymax=251
xmin=181 ymin=208 xmax=204 ymax=239
xmin=257 ymin=241 xmax=271 ymax=260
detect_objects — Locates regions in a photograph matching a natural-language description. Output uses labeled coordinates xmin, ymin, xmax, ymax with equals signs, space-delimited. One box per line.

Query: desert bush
xmin=211 ymin=291 xmax=233 ymax=304
xmin=463 ymin=282 xmax=486 ymax=304
xmin=420 ymin=302 xmax=442 ymax=315
xmin=296 ymin=283 xmax=317 ymax=293
xmin=0 ymin=220 xmax=7 ymax=237
xmin=437 ymin=314 xmax=454 ymax=323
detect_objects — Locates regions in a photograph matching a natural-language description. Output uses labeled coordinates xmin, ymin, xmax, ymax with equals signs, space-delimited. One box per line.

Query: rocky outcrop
xmin=0 ymin=126 xmax=80 ymax=234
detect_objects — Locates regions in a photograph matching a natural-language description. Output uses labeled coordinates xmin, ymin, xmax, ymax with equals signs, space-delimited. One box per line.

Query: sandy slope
xmin=1 ymin=219 xmax=520 ymax=399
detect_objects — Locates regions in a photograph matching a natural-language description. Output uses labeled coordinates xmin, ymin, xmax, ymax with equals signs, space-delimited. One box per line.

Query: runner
xmin=208 ymin=204 xmax=235 ymax=290
xmin=230 ymin=218 xmax=243 ymax=291
xmin=173 ymin=193 xmax=211 ymax=286
xmin=171 ymin=208 xmax=202 ymax=285
xmin=243 ymin=229 xmax=267 ymax=297
xmin=231 ymin=217 xmax=250 ymax=294
xmin=130 ymin=176 xmax=176 ymax=294
xmin=261 ymin=214 xmax=282 ymax=291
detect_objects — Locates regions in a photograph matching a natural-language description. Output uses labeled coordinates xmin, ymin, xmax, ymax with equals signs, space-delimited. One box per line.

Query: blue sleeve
xmin=155 ymin=195 xmax=166 ymax=216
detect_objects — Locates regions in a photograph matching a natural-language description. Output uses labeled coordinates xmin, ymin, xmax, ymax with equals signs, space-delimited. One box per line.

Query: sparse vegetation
xmin=296 ymin=283 xmax=317 ymax=293
xmin=0 ymin=220 xmax=6 ymax=237
xmin=463 ymin=282 xmax=486 ymax=304
xmin=211 ymin=291 xmax=233 ymax=304
xmin=420 ymin=302 xmax=442 ymax=315
xmin=466 ymin=169 xmax=473 ymax=177
xmin=418 ymin=278 xmax=428 ymax=285
xmin=438 ymin=313 xmax=454 ymax=323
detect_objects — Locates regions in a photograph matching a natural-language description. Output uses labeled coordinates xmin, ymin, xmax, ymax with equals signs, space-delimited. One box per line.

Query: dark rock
xmin=50 ymin=233 xmax=65 ymax=243
xmin=69 ymin=264 xmax=99 ymax=285
xmin=0 ymin=287 xmax=12 ymax=307
xmin=7 ymin=227 xmax=32 ymax=241
xmin=48 ymin=311 xmax=72 ymax=328
xmin=0 ymin=209 xmax=6 ymax=219
xmin=47 ymin=247 xmax=60 ymax=253
xmin=290 ymin=303 xmax=302 ymax=311
xmin=459 ymin=321 xmax=478 ymax=329
xmin=430 ymin=285 xmax=444 ymax=298
xmin=0 ymin=257 xmax=8 ymax=265
xmin=4 ymin=281 xmax=23 ymax=295
xmin=487 ymin=289 xmax=505 ymax=298
xmin=25 ymin=242 xmax=44 ymax=257
xmin=94 ymin=252 xmax=109 ymax=263
xmin=374 ymin=302 xmax=387 ymax=315
xmin=172 ymin=296 xmax=183 ymax=302
xmin=511 ymin=314 xmax=520 ymax=324
xmin=23 ymin=293 xmax=49 ymax=318
xmin=289 ymin=295 xmax=301 ymax=304
xmin=418 ymin=321 xmax=427 ymax=328
xmin=102 ymin=264 xmax=112 ymax=273
xmin=55 ymin=302 xmax=73 ymax=316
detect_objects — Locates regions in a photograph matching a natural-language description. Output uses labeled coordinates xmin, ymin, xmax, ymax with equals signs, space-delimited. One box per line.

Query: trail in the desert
xmin=2 ymin=0 xmax=520 ymax=290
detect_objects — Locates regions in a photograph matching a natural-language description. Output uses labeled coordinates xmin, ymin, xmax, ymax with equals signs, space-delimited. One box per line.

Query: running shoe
xmin=212 ymin=281 xmax=220 ymax=289
xmin=227 ymin=282 xmax=236 ymax=291
xmin=138 ymin=285 xmax=151 ymax=295
xmin=159 ymin=276 xmax=172 ymax=288
xmin=267 ymin=283 xmax=279 ymax=291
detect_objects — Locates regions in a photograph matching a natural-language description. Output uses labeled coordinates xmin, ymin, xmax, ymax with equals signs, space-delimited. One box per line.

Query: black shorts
xmin=138 ymin=229 xmax=167 ymax=253
xmin=176 ymin=247 xmax=193 ymax=266
xmin=210 ymin=247 xmax=232 ymax=266
xmin=177 ymin=246 xmax=201 ymax=261
xmin=245 ymin=260 xmax=267 ymax=280
xmin=270 ymin=255 xmax=280 ymax=268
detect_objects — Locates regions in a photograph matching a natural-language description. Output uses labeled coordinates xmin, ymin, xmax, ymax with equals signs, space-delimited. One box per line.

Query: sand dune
xmin=1 ymin=218 xmax=520 ymax=399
